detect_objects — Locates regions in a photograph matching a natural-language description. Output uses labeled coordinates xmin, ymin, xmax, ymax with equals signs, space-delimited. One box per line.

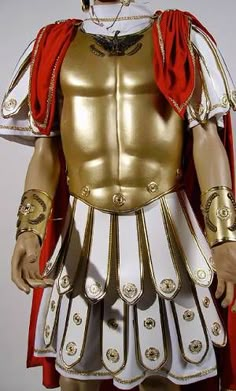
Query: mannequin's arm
xmin=11 ymin=137 xmax=61 ymax=294
xmin=193 ymin=119 xmax=236 ymax=309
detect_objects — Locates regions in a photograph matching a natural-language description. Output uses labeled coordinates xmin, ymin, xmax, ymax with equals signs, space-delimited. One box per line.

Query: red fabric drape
xmin=26 ymin=9 xmax=236 ymax=391
xmin=30 ymin=19 xmax=79 ymax=135
xmin=152 ymin=10 xmax=195 ymax=119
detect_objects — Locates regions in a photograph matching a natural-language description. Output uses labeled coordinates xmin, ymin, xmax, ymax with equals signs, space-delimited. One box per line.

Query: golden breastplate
xmin=60 ymin=26 xmax=184 ymax=213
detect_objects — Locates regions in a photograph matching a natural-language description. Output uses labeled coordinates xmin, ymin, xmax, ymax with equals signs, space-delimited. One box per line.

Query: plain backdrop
xmin=0 ymin=1 xmax=236 ymax=390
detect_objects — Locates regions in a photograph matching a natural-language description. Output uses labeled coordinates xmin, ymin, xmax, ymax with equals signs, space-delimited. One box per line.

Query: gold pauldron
xmin=16 ymin=189 xmax=52 ymax=243
xmin=201 ymin=186 xmax=236 ymax=247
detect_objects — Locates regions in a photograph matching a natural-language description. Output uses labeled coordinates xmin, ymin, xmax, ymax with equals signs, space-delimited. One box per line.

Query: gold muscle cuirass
xmin=59 ymin=25 xmax=184 ymax=213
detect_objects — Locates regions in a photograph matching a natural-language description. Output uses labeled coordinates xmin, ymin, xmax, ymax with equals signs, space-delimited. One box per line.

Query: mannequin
xmin=1 ymin=1 xmax=236 ymax=391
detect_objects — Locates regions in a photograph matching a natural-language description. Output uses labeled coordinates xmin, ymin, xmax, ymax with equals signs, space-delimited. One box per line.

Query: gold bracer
xmin=16 ymin=189 xmax=52 ymax=243
xmin=201 ymin=186 xmax=236 ymax=247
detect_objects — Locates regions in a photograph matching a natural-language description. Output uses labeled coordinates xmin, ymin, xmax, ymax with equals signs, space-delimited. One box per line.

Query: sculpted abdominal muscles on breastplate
xmin=60 ymin=11 xmax=184 ymax=213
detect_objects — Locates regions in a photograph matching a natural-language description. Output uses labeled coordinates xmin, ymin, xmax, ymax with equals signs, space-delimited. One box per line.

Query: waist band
xmin=70 ymin=183 xmax=182 ymax=214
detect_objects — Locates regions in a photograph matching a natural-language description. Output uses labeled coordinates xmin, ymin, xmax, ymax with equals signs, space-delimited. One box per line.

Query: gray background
xmin=0 ymin=1 xmax=235 ymax=390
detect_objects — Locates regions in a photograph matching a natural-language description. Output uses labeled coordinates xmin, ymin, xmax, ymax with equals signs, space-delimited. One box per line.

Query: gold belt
xmin=70 ymin=183 xmax=182 ymax=214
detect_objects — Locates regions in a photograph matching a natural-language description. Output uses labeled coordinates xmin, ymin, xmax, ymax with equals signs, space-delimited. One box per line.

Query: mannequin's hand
xmin=11 ymin=232 xmax=53 ymax=294
xmin=212 ymin=242 xmax=236 ymax=311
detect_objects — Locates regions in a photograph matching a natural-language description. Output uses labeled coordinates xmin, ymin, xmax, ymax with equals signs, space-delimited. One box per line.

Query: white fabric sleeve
xmin=0 ymin=39 xmax=59 ymax=146
xmin=186 ymin=25 xmax=236 ymax=129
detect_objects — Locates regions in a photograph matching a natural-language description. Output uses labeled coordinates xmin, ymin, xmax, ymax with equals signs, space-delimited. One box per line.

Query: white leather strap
xmin=117 ymin=213 xmax=143 ymax=304
xmin=195 ymin=285 xmax=227 ymax=347
xmin=165 ymin=193 xmax=213 ymax=287
xmin=43 ymin=284 xmax=61 ymax=347
xmin=85 ymin=209 xmax=111 ymax=302
xmin=60 ymin=295 xmax=90 ymax=368
xmin=57 ymin=200 xmax=89 ymax=295
xmin=143 ymin=201 xmax=181 ymax=299
xmin=102 ymin=297 xmax=126 ymax=373
xmin=135 ymin=295 xmax=166 ymax=370
xmin=171 ymin=269 xmax=209 ymax=364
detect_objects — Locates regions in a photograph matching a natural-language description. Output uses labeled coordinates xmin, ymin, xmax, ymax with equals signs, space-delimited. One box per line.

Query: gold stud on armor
xmin=89 ymin=281 xmax=103 ymax=297
xmin=189 ymin=340 xmax=203 ymax=354
xmin=73 ymin=313 xmax=82 ymax=326
xmin=211 ymin=322 xmax=221 ymax=336
xmin=221 ymin=94 xmax=228 ymax=108
xmin=120 ymin=0 xmax=131 ymax=5
xmin=107 ymin=319 xmax=119 ymax=330
xmin=145 ymin=347 xmax=160 ymax=361
xmin=216 ymin=206 xmax=231 ymax=220
xmin=113 ymin=193 xmax=126 ymax=207
xmin=61 ymin=275 xmax=70 ymax=289
xmin=146 ymin=181 xmax=159 ymax=194
xmin=196 ymin=269 xmax=207 ymax=280
xmin=3 ymin=98 xmax=17 ymax=112
xmin=19 ymin=203 xmax=34 ymax=215
xmin=106 ymin=348 xmax=120 ymax=363
xmin=81 ymin=185 xmax=90 ymax=198
xmin=44 ymin=325 xmax=50 ymax=339
xmin=66 ymin=342 xmax=78 ymax=356
xmin=160 ymin=279 xmax=176 ymax=294
xmin=203 ymin=297 xmax=211 ymax=308
xmin=144 ymin=318 xmax=156 ymax=330
xmin=122 ymin=283 xmax=138 ymax=299
xmin=50 ymin=300 xmax=56 ymax=312
xmin=183 ymin=310 xmax=195 ymax=322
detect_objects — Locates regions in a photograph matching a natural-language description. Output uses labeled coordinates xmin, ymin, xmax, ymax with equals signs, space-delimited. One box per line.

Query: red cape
xmin=27 ymin=9 xmax=236 ymax=390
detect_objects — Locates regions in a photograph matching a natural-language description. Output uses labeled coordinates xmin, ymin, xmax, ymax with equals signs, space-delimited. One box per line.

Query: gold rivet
xmin=106 ymin=348 xmax=120 ymax=363
xmin=122 ymin=283 xmax=138 ymax=299
xmin=216 ymin=206 xmax=231 ymax=221
xmin=81 ymin=185 xmax=90 ymax=198
xmin=146 ymin=181 xmax=159 ymax=194
xmin=50 ymin=300 xmax=56 ymax=312
xmin=221 ymin=94 xmax=228 ymax=108
xmin=60 ymin=275 xmax=70 ymax=289
xmin=89 ymin=281 xmax=102 ymax=298
xmin=66 ymin=342 xmax=77 ymax=356
xmin=203 ymin=297 xmax=210 ymax=308
xmin=44 ymin=325 xmax=50 ymax=339
xmin=212 ymin=322 xmax=221 ymax=336
xmin=3 ymin=98 xmax=17 ymax=112
xmin=160 ymin=279 xmax=176 ymax=294
xmin=183 ymin=310 xmax=195 ymax=322
xmin=107 ymin=319 xmax=119 ymax=330
xmin=19 ymin=202 xmax=34 ymax=215
xmin=196 ymin=269 xmax=207 ymax=280
xmin=73 ymin=313 xmax=82 ymax=326
xmin=145 ymin=347 xmax=160 ymax=361
xmin=113 ymin=193 xmax=126 ymax=207
xmin=189 ymin=340 xmax=202 ymax=354
xmin=144 ymin=318 xmax=156 ymax=330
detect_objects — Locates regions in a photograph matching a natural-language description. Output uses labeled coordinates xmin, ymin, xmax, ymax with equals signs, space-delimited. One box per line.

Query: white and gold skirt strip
xmin=34 ymin=191 xmax=224 ymax=389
